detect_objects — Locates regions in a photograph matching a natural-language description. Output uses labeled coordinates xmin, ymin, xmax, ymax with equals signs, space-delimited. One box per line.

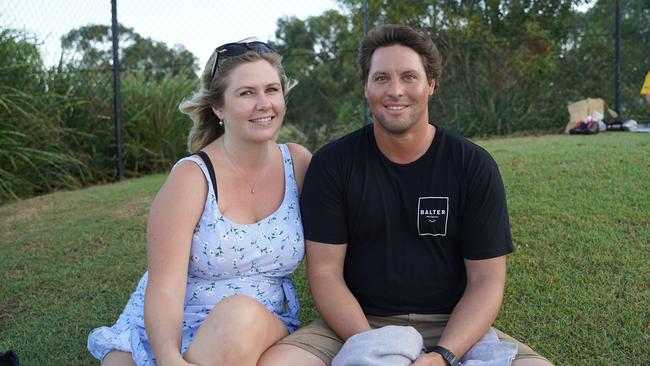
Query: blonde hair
xmin=179 ymin=49 xmax=296 ymax=153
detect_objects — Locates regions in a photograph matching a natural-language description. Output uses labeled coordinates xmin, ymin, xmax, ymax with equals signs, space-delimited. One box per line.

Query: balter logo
xmin=417 ymin=197 xmax=449 ymax=236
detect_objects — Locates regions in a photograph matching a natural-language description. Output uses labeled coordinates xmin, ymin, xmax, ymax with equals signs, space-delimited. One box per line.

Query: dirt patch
xmin=108 ymin=194 xmax=154 ymax=220
xmin=0 ymin=197 xmax=56 ymax=227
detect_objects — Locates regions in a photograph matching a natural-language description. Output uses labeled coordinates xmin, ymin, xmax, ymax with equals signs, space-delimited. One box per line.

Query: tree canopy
xmin=60 ymin=24 xmax=198 ymax=79
xmin=272 ymin=0 xmax=648 ymax=145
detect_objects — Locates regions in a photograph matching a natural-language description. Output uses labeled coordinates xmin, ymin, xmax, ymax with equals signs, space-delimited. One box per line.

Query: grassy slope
xmin=1 ymin=132 xmax=648 ymax=365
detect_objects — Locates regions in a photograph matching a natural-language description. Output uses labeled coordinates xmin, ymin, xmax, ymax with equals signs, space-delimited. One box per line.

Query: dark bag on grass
xmin=569 ymin=119 xmax=599 ymax=134
xmin=0 ymin=351 xmax=19 ymax=366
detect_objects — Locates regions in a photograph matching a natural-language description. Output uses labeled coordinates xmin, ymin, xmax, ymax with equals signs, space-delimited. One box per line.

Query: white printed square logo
xmin=417 ymin=197 xmax=449 ymax=236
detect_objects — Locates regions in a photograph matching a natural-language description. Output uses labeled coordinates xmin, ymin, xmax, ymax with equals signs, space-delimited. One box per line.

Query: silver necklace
xmin=222 ymin=141 xmax=261 ymax=195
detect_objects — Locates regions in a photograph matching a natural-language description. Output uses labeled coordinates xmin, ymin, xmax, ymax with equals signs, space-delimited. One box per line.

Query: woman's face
xmin=214 ymin=59 xmax=285 ymax=143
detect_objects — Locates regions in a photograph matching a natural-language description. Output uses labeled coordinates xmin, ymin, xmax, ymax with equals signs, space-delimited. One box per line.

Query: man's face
xmin=364 ymin=44 xmax=435 ymax=135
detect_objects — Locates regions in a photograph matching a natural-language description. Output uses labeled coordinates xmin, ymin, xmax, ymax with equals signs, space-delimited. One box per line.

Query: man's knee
xmin=512 ymin=357 xmax=554 ymax=366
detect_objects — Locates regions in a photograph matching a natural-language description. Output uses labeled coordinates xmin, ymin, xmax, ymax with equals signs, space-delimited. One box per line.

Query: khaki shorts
xmin=278 ymin=314 xmax=551 ymax=365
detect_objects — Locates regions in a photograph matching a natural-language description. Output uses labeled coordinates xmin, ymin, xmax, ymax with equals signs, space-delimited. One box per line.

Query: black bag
xmin=569 ymin=119 xmax=599 ymax=134
xmin=0 ymin=351 xmax=19 ymax=366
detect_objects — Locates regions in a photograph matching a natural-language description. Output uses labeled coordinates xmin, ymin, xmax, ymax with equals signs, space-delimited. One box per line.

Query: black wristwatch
xmin=429 ymin=345 xmax=460 ymax=366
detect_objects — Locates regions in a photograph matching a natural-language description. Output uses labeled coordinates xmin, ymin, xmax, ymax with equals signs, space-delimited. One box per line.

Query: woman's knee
xmin=185 ymin=295 xmax=288 ymax=365
xmin=209 ymin=295 xmax=272 ymax=332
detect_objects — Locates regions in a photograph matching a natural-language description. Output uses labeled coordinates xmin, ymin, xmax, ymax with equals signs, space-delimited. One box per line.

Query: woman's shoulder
xmin=172 ymin=156 xmax=208 ymax=178
xmin=162 ymin=155 xmax=210 ymax=194
xmin=285 ymin=143 xmax=312 ymax=170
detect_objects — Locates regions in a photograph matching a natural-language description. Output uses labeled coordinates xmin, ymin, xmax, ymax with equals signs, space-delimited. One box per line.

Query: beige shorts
xmin=278 ymin=314 xmax=551 ymax=365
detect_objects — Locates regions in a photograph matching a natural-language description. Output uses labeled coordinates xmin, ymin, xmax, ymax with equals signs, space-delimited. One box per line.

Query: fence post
xmin=111 ymin=0 xmax=124 ymax=181
xmin=614 ymin=0 xmax=621 ymax=114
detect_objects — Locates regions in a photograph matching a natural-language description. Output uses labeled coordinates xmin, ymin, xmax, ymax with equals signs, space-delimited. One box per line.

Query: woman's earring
xmin=219 ymin=119 xmax=224 ymax=127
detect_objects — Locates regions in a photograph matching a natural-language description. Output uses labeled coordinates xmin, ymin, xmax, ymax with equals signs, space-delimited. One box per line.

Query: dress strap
xmin=194 ymin=151 xmax=218 ymax=200
xmin=278 ymin=144 xmax=296 ymax=183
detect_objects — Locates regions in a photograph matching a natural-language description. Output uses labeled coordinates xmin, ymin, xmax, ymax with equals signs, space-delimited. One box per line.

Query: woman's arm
xmin=144 ymin=162 xmax=207 ymax=365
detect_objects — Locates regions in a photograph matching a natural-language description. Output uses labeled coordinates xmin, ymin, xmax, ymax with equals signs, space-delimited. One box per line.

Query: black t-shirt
xmin=300 ymin=124 xmax=513 ymax=315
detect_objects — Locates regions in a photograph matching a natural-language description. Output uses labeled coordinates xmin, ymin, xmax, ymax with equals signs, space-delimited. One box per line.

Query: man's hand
xmin=411 ymin=352 xmax=447 ymax=366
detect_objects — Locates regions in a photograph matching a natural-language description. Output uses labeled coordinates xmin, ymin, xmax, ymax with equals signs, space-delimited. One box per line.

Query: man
xmin=260 ymin=25 xmax=552 ymax=366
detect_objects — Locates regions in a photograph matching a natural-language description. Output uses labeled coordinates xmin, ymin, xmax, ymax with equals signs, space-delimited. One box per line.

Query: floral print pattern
xmin=88 ymin=144 xmax=304 ymax=365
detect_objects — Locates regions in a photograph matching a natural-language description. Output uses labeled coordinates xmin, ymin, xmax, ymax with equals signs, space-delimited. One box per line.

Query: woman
xmin=88 ymin=40 xmax=311 ymax=366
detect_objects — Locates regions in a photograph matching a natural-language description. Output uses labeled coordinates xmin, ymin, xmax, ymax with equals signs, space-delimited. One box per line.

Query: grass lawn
xmin=1 ymin=132 xmax=648 ymax=365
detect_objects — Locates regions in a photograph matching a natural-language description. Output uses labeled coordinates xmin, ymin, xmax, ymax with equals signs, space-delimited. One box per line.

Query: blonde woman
xmin=88 ymin=40 xmax=311 ymax=366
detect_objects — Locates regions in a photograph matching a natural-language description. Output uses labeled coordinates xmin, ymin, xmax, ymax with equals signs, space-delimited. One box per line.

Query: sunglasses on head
xmin=209 ymin=41 xmax=275 ymax=82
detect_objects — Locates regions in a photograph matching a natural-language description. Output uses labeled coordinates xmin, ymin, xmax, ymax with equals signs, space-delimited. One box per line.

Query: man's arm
xmin=413 ymin=256 xmax=507 ymax=366
xmin=307 ymin=240 xmax=371 ymax=341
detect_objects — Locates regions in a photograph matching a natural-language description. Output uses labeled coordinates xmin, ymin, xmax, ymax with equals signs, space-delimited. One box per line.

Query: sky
xmin=1 ymin=0 xmax=342 ymax=68
xmin=1 ymin=0 xmax=598 ymax=70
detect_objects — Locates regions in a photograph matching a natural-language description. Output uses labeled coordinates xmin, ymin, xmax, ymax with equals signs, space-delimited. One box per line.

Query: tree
xmin=272 ymin=10 xmax=363 ymax=149
xmin=334 ymin=0 xmax=587 ymax=135
xmin=60 ymin=24 xmax=198 ymax=79
xmin=560 ymin=0 xmax=650 ymax=119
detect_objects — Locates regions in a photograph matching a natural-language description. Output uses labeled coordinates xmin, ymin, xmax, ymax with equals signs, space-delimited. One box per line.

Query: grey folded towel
xmin=332 ymin=325 xmax=423 ymax=366
xmin=460 ymin=328 xmax=518 ymax=366
xmin=332 ymin=326 xmax=518 ymax=366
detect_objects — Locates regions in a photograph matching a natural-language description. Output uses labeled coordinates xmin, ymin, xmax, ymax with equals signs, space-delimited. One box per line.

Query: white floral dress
xmin=88 ymin=144 xmax=304 ymax=365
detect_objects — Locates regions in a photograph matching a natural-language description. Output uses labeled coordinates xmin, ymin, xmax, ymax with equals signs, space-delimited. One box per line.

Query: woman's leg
xmin=184 ymin=295 xmax=288 ymax=366
xmin=102 ymin=350 xmax=136 ymax=366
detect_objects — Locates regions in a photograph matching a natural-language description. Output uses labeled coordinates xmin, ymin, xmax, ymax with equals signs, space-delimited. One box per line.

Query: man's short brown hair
xmin=358 ymin=25 xmax=442 ymax=86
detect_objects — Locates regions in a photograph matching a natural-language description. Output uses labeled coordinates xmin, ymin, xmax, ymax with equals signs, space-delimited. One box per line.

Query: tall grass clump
xmin=0 ymin=27 xmax=198 ymax=203
xmin=0 ymin=29 xmax=89 ymax=201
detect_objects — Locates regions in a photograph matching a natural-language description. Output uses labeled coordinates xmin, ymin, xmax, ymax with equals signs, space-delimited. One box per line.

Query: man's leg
xmin=259 ymin=319 xmax=343 ymax=366
xmin=257 ymin=344 xmax=325 ymax=366
xmin=494 ymin=328 xmax=554 ymax=366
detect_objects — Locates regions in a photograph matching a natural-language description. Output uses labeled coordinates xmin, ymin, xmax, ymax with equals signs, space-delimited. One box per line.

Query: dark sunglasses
xmin=209 ymin=41 xmax=275 ymax=82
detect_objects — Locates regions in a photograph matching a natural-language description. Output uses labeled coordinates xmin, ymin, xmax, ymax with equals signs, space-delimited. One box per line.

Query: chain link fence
xmin=1 ymin=0 xmax=340 ymax=68
xmin=0 ymin=0 xmax=344 ymax=200
xmin=1 ymin=0 xmax=648 ymax=201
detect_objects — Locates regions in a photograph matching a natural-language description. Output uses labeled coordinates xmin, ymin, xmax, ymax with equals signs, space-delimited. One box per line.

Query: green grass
xmin=1 ymin=132 xmax=649 ymax=365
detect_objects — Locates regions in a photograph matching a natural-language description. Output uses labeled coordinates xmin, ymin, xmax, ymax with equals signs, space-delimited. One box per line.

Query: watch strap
xmin=429 ymin=345 xmax=460 ymax=366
